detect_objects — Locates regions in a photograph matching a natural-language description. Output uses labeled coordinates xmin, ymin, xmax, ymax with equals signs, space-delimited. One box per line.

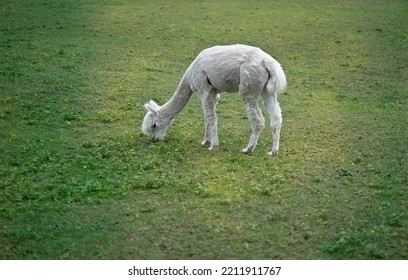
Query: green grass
xmin=1 ymin=0 xmax=407 ymax=259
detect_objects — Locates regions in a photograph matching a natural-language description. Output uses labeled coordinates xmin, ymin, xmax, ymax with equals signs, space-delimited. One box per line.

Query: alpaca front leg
xmin=207 ymin=110 xmax=219 ymax=151
xmin=201 ymin=123 xmax=218 ymax=149
xmin=200 ymin=92 xmax=219 ymax=150
xmin=201 ymin=118 xmax=211 ymax=148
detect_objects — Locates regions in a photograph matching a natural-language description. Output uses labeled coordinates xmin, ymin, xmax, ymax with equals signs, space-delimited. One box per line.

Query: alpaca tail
xmin=263 ymin=57 xmax=287 ymax=96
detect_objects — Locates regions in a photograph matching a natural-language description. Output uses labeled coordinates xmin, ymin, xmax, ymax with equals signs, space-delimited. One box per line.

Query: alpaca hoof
xmin=268 ymin=149 xmax=279 ymax=156
xmin=241 ymin=147 xmax=253 ymax=154
xmin=201 ymin=140 xmax=211 ymax=148
xmin=208 ymin=145 xmax=219 ymax=151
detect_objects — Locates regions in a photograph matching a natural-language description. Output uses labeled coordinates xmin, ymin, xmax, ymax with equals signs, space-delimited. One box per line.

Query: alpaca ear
xmin=144 ymin=103 xmax=159 ymax=117
xmin=148 ymin=100 xmax=159 ymax=109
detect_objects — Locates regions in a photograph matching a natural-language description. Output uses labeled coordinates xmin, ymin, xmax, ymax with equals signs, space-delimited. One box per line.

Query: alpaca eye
xmin=152 ymin=123 xmax=157 ymax=129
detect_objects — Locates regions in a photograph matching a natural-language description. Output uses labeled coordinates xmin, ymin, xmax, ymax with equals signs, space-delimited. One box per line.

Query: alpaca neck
xmin=160 ymin=74 xmax=193 ymax=119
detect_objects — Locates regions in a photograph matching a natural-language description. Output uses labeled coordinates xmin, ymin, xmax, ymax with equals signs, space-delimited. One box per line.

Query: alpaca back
xmin=189 ymin=45 xmax=272 ymax=93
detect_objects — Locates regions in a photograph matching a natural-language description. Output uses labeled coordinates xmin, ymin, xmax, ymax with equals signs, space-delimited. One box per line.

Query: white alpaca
xmin=142 ymin=44 xmax=287 ymax=155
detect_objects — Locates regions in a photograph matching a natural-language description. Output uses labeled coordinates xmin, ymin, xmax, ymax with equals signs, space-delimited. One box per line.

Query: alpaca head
xmin=141 ymin=100 xmax=173 ymax=142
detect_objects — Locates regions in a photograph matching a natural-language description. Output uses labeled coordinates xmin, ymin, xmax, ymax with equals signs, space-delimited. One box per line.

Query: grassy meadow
xmin=0 ymin=0 xmax=407 ymax=259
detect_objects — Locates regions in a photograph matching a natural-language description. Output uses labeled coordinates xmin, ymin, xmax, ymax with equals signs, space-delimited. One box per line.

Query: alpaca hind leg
xmin=200 ymin=91 xmax=219 ymax=150
xmin=262 ymin=92 xmax=282 ymax=156
xmin=241 ymin=93 xmax=265 ymax=154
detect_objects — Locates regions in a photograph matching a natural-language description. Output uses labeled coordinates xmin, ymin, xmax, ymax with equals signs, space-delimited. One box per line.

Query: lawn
xmin=0 ymin=0 xmax=407 ymax=259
